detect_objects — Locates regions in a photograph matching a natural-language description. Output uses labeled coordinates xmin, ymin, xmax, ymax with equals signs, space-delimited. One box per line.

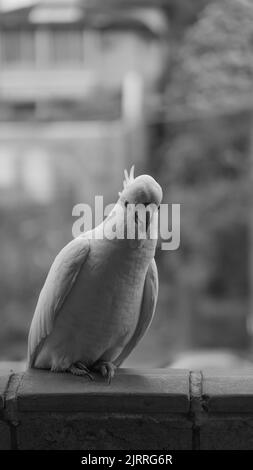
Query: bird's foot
xmin=92 ymin=361 xmax=116 ymax=384
xmin=69 ymin=362 xmax=94 ymax=381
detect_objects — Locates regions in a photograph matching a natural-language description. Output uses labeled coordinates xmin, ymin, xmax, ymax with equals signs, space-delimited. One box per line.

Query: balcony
xmin=1 ymin=366 xmax=253 ymax=450
xmin=0 ymin=67 xmax=95 ymax=101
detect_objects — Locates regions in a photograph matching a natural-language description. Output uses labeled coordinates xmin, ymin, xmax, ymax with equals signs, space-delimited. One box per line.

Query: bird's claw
xmin=69 ymin=361 xmax=116 ymax=384
xmin=93 ymin=361 xmax=116 ymax=384
xmin=69 ymin=362 xmax=94 ymax=380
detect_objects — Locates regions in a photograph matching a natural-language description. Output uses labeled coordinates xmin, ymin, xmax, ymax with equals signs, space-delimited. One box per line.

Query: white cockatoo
xmin=27 ymin=167 xmax=162 ymax=382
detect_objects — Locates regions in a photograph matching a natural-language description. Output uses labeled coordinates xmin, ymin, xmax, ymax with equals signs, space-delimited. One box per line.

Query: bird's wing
xmin=114 ymin=258 xmax=158 ymax=367
xmin=27 ymin=237 xmax=90 ymax=367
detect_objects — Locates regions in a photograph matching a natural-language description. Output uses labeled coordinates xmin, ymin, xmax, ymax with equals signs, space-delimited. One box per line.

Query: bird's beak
xmin=146 ymin=211 xmax=151 ymax=232
xmin=134 ymin=204 xmax=155 ymax=232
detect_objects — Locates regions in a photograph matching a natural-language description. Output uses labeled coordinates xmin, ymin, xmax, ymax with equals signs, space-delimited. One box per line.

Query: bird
xmin=27 ymin=166 xmax=162 ymax=383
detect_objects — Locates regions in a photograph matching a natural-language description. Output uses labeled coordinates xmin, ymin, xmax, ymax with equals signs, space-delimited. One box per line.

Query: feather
xmin=27 ymin=237 xmax=90 ymax=368
xmin=118 ymin=165 xmax=135 ymax=197
xmin=114 ymin=259 xmax=158 ymax=367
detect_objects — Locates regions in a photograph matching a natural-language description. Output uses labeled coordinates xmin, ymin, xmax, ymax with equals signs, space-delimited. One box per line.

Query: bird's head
xmin=115 ymin=166 xmax=163 ymax=248
xmin=119 ymin=166 xmax=162 ymax=207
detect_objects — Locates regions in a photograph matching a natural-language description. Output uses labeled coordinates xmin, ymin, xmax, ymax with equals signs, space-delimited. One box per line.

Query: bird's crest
xmin=118 ymin=165 xmax=135 ymax=196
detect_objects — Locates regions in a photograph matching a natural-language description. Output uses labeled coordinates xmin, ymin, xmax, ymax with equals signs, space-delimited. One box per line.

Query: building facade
xmin=0 ymin=0 xmax=168 ymax=118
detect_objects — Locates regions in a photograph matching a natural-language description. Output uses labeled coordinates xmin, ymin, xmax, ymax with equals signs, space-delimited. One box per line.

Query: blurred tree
xmin=153 ymin=112 xmax=251 ymax=353
xmin=166 ymin=0 xmax=253 ymax=114
xmin=132 ymin=0 xmax=253 ymax=362
xmin=149 ymin=0 xmax=253 ymax=353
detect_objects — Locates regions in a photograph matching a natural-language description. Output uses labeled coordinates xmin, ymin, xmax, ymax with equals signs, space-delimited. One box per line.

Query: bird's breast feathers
xmin=33 ymin=244 xmax=149 ymax=369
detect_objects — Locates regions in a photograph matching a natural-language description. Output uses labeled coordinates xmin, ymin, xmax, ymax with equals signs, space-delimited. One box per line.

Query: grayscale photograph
xmin=0 ymin=0 xmax=253 ymax=461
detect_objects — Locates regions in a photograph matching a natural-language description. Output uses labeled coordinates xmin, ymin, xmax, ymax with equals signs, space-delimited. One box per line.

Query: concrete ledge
xmin=0 ymin=370 xmax=10 ymax=412
xmin=16 ymin=368 xmax=190 ymax=413
xmin=16 ymin=412 xmax=193 ymax=450
xmin=202 ymin=369 xmax=253 ymax=413
xmin=199 ymin=416 xmax=253 ymax=450
xmin=0 ymin=421 xmax=10 ymax=450
xmin=1 ymin=367 xmax=253 ymax=449
xmin=200 ymin=369 xmax=253 ymax=450
xmin=0 ymin=371 xmax=11 ymax=449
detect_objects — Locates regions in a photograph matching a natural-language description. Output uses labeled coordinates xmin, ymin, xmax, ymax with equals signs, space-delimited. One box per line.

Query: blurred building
xmin=0 ymin=0 xmax=167 ymax=119
xmin=0 ymin=0 xmax=168 ymax=207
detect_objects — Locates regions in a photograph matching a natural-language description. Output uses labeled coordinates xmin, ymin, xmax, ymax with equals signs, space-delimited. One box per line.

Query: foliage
xmin=166 ymin=0 xmax=253 ymax=113
xmin=153 ymin=108 xmax=252 ymax=353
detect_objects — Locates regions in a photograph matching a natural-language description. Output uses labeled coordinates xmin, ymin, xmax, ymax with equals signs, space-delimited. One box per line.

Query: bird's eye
xmin=124 ymin=200 xmax=129 ymax=208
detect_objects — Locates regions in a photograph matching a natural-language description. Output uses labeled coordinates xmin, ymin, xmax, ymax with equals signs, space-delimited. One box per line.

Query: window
xmin=49 ymin=29 xmax=83 ymax=64
xmin=2 ymin=30 xmax=35 ymax=65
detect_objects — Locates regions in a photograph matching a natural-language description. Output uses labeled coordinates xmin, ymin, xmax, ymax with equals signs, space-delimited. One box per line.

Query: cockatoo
xmin=27 ymin=167 xmax=162 ymax=382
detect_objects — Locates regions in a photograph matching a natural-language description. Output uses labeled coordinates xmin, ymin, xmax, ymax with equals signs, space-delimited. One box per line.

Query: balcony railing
xmin=1 ymin=366 xmax=253 ymax=450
